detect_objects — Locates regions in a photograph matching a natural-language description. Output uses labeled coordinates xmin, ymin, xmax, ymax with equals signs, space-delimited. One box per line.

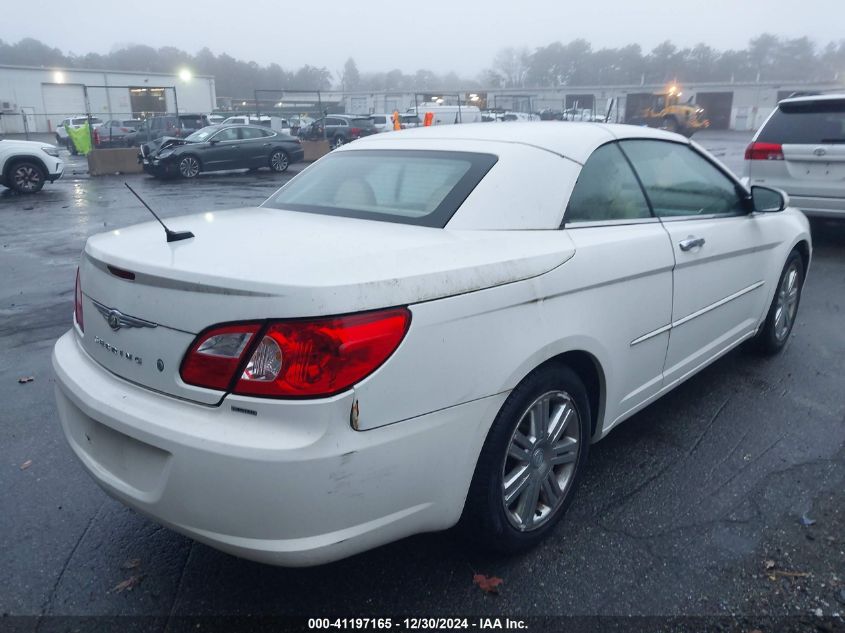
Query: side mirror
xmin=208 ymin=138 xmax=219 ymax=145
xmin=751 ymin=185 xmax=788 ymax=213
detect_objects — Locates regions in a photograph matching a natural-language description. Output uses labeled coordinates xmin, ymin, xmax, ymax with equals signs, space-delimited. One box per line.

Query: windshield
xmin=262 ymin=149 xmax=498 ymax=227
xmin=185 ymin=126 xmax=221 ymax=142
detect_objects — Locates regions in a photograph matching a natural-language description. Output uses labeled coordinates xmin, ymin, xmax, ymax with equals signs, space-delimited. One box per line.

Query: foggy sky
xmin=3 ymin=0 xmax=841 ymax=76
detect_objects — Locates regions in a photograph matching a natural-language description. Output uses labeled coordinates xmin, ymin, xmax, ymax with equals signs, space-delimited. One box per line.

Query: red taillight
xmin=350 ymin=127 xmax=361 ymax=137
xmin=180 ymin=308 xmax=411 ymax=398
xmin=74 ymin=267 xmax=84 ymax=332
xmin=745 ymin=142 xmax=784 ymax=161
xmin=93 ymin=129 xmax=100 ymax=145
xmin=180 ymin=324 xmax=262 ymax=391
xmin=120 ymin=127 xmax=130 ymax=132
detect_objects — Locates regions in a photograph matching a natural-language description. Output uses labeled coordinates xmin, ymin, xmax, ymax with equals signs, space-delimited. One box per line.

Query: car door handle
xmin=678 ymin=237 xmax=706 ymax=251
xmin=263 ymin=143 xmax=271 ymax=147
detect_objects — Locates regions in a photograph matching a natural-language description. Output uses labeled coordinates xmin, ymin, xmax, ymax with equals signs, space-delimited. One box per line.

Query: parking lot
xmin=1 ymin=130 xmax=843 ymax=630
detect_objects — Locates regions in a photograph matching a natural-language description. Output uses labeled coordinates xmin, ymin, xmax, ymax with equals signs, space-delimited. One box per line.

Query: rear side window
xmin=351 ymin=118 xmax=374 ymax=127
xmin=263 ymin=150 xmax=498 ymax=227
xmin=564 ymin=143 xmax=651 ymax=223
xmin=372 ymin=116 xmax=387 ymax=124
xmin=758 ymin=99 xmax=845 ymax=144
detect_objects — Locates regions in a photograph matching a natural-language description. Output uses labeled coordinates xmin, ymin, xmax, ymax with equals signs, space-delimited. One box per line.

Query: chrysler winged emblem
xmin=92 ymin=300 xmax=157 ymax=331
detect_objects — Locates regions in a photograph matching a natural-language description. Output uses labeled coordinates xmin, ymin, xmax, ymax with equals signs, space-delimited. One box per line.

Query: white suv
xmin=744 ymin=93 xmax=845 ymax=219
xmin=0 ymin=139 xmax=64 ymax=193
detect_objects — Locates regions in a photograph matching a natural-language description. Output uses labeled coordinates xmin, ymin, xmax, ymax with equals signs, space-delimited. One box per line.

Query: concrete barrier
xmin=87 ymin=148 xmax=143 ymax=176
xmin=301 ymin=140 xmax=330 ymax=162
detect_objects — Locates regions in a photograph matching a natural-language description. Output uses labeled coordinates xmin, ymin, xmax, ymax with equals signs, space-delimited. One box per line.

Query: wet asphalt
xmin=0 ymin=131 xmax=843 ymax=630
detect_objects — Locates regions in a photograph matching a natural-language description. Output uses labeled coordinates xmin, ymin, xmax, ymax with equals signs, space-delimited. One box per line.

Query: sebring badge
xmin=92 ymin=300 xmax=157 ymax=331
xmin=93 ymin=336 xmax=143 ymax=365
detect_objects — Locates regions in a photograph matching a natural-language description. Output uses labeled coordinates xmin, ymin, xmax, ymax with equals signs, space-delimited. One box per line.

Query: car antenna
xmin=123 ymin=182 xmax=194 ymax=243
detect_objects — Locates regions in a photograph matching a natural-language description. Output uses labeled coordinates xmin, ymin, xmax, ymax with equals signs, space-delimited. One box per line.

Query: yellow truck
xmin=631 ymin=84 xmax=710 ymax=137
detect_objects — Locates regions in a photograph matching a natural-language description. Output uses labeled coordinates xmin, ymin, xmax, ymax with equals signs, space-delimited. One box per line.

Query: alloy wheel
xmin=271 ymin=151 xmax=289 ymax=172
xmin=774 ymin=260 xmax=800 ymax=342
xmin=179 ymin=156 xmax=200 ymax=178
xmin=501 ymin=390 xmax=581 ymax=531
xmin=12 ymin=164 xmax=44 ymax=192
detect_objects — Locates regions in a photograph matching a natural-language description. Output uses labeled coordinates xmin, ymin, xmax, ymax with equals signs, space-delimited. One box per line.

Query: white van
xmin=412 ymin=103 xmax=482 ymax=125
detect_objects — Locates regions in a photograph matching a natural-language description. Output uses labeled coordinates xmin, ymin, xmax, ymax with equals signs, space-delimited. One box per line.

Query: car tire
xmin=751 ymin=250 xmax=804 ymax=355
xmin=460 ymin=363 xmax=591 ymax=553
xmin=178 ymin=155 xmax=201 ymax=179
xmin=270 ymin=150 xmax=290 ymax=173
xmin=330 ymin=136 xmax=345 ymax=150
xmin=8 ymin=161 xmax=46 ymax=194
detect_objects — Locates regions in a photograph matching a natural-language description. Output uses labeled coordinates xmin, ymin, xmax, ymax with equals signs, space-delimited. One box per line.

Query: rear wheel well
xmin=534 ymin=351 xmax=604 ymax=439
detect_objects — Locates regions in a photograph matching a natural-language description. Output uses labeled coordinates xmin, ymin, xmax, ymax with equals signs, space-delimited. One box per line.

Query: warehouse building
xmin=0 ymin=64 xmax=216 ymax=135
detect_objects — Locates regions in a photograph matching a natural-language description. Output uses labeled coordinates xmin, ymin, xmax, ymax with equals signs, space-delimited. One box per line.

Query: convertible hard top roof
xmin=352 ymin=121 xmax=686 ymax=165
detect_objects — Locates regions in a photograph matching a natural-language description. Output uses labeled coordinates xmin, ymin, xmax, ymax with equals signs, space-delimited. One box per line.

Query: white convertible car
xmin=53 ymin=123 xmax=811 ymax=566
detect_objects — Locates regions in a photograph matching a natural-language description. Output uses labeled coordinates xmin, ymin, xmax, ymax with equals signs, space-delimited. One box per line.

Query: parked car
xmin=139 ymin=124 xmax=304 ymax=178
xmin=95 ymin=119 xmax=143 ymax=148
xmin=0 ymin=138 xmax=63 ymax=193
xmin=744 ymin=92 xmax=845 ymax=219
xmin=129 ymin=114 xmax=210 ymax=146
xmin=299 ymin=115 xmax=377 ymax=149
xmin=54 ymin=122 xmax=810 ymax=567
xmin=55 ymin=116 xmax=104 ymax=153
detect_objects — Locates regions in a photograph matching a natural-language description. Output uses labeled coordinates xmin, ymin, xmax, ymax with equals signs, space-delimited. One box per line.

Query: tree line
xmin=1 ymin=35 xmax=842 ymax=100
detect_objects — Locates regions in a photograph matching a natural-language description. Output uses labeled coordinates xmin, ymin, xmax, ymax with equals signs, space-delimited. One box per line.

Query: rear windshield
xmin=759 ymin=99 xmax=845 ymax=144
xmin=262 ymin=149 xmax=498 ymax=227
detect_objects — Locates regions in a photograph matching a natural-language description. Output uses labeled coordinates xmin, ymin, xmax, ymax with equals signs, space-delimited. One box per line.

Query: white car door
xmin=562 ymin=142 xmax=675 ymax=418
xmin=619 ymin=139 xmax=775 ymax=388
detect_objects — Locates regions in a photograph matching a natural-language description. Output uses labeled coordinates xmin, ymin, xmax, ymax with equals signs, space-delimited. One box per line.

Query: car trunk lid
xmin=78 ymin=207 xmax=575 ymax=403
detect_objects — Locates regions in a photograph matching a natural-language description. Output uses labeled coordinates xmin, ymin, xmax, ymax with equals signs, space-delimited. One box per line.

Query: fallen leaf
xmin=17 ymin=376 xmax=34 ymax=384
xmin=19 ymin=460 xmax=32 ymax=470
xmin=473 ymin=574 xmax=504 ymax=594
xmin=800 ymin=513 xmax=817 ymax=527
xmin=111 ymin=575 xmax=143 ymax=593
xmin=764 ymin=559 xmax=776 ymax=570
xmin=121 ymin=558 xmax=141 ymax=570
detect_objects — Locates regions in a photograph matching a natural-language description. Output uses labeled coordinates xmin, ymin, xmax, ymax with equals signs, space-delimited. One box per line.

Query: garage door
xmin=695 ymin=92 xmax=733 ymax=130
xmin=42 ymin=83 xmax=86 ymax=131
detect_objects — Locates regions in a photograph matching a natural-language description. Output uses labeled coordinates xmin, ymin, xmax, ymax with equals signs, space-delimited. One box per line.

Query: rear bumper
xmin=788 ymin=194 xmax=845 ymax=219
xmin=52 ymin=330 xmax=500 ymax=566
